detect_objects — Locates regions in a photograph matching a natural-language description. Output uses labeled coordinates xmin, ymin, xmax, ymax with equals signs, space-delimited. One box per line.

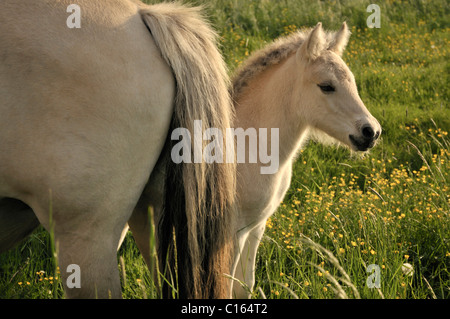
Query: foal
xmin=229 ymin=22 xmax=381 ymax=298
xmin=140 ymin=22 xmax=380 ymax=298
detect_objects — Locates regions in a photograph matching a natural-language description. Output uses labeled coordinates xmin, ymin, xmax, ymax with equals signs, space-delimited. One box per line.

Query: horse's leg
xmin=42 ymin=200 xmax=135 ymax=299
xmin=128 ymin=167 xmax=164 ymax=287
xmin=0 ymin=198 xmax=40 ymax=253
xmin=128 ymin=199 xmax=161 ymax=266
xmin=231 ymin=221 xmax=266 ymax=299
xmin=128 ymin=208 xmax=151 ymax=265
xmin=128 ymin=204 xmax=161 ymax=269
xmin=25 ymin=173 xmax=148 ymax=299
xmin=117 ymin=224 xmax=129 ymax=251
xmin=230 ymin=228 xmax=251 ymax=298
xmin=128 ymin=202 xmax=162 ymax=291
xmin=55 ymin=230 xmax=122 ymax=298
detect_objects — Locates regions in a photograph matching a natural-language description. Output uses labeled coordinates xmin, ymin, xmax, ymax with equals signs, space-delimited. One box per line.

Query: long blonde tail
xmin=140 ymin=3 xmax=235 ymax=298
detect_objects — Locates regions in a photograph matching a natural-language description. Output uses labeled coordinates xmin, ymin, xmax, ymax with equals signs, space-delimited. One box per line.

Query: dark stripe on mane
xmin=231 ymin=31 xmax=307 ymax=100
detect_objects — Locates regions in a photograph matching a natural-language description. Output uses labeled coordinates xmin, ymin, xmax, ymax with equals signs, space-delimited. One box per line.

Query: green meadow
xmin=0 ymin=0 xmax=448 ymax=299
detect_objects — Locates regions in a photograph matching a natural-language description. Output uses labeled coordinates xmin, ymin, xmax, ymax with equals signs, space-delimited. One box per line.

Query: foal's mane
xmin=231 ymin=27 xmax=338 ymax=100
xmin=231 ymin=32 xmax=305 ymax=99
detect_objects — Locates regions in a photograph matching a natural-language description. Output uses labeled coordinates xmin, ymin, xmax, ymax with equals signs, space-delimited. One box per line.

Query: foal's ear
xmin=297 ymin=22 xmax=326 ymax=62
xmin=328 ymin=22 xmax=351 ymax=56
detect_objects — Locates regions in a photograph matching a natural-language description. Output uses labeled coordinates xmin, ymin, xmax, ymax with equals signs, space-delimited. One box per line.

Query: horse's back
xmin=0 ymin=0 xmax=174 ymax=223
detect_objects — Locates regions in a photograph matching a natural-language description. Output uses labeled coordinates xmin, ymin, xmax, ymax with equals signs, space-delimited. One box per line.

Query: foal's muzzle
xmin=349 ymin=124 xmax=381 ymax=151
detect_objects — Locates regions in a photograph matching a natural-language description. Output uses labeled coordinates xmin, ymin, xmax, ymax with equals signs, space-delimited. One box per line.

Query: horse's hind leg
xmin=30 ymin=188 xmax=141 ymax=299
xmin=128 ymin=163 xmax=164 ymax=264
xmin=56 ymin=226 xmax=122 ymax=298
xmin=0 ymin=198 xmax=40 ymax=253
xmin=128 ymin=168 xmax=164 ymax=287
xmin=128 ymin=204 xmax=154 ymax=267
xmin=47 ymin=205 xmax=131 ymax=299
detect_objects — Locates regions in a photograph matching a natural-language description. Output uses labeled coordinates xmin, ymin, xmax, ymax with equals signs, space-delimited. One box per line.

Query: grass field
xmin=0 ymin=0 xmax=448 ymax=299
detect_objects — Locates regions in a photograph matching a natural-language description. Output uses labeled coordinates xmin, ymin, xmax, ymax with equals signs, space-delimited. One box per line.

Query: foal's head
xmin=295 ymin=22 xmax=381 ymax=151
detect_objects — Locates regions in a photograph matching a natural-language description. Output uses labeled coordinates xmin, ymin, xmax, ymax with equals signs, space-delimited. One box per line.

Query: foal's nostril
xmin=361 ymin=125 xmax=375 ymax=139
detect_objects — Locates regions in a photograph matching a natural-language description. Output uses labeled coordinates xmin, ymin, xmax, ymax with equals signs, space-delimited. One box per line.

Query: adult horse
xmin=0 ymin=0 xmax=235 ymax=299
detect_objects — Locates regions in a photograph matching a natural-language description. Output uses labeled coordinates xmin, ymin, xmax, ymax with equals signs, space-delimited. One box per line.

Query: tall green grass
xmin=0 ymin=0 xmax=448 ymax=299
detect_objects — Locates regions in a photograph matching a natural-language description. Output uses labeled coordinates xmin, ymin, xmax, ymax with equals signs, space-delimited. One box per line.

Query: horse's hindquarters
xmin=0 ymin=0 xmax=174 ymax=221
xmin=0 ymin=0 xmax=175 ymax=298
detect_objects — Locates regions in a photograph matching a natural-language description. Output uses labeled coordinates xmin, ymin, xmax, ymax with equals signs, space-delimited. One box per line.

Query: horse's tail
xmin=140 ymin=3 xmax=236 ymax=299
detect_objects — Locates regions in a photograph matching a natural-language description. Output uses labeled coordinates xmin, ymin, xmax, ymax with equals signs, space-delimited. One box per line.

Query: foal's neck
xmin=233 ymin=54 xmax=309 ymax=167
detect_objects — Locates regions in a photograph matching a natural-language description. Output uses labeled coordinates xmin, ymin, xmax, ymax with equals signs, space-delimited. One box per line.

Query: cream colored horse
xmin=145 ymin=22 xmax=381 ymax=298
xmin=229 ymin=22 xmax=381 ymax=298
xmin=0 ymin=0 xmax=235 ymax=299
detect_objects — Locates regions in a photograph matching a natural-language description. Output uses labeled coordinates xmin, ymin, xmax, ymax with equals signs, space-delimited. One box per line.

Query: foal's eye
xmin=318 ymin=84 xmax=335 ymax=93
